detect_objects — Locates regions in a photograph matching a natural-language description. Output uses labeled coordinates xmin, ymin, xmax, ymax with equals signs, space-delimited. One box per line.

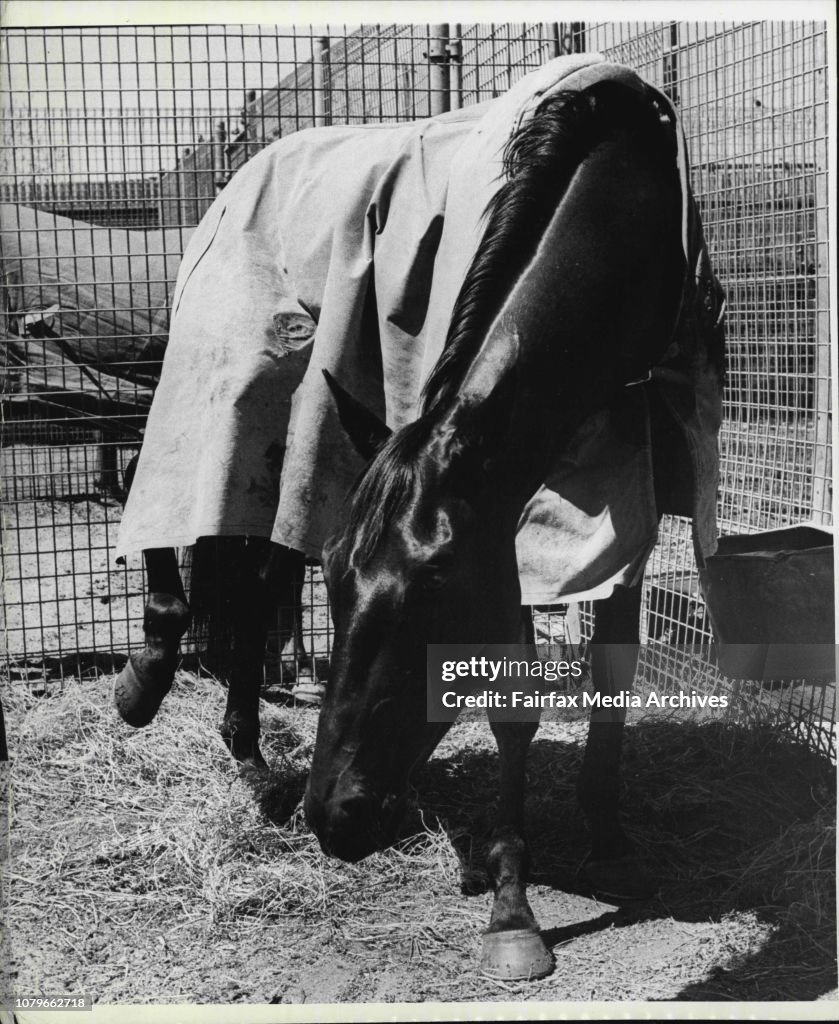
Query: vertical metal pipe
xmin=428 ymin=24 xmax=450 ymax=116
xmin=554 ymin=22 xmax=585 ymax=55
xmin=448 ymin=26 xmax=462 ymax=110
xmin=571 ymin=23 xmax=585 ymax=52
xmin=663 ymin=21 xmax=680 ymax=105
xmin=393 ymin=36 xmax=400 ymax=119
xmin=213 ymin=120 xmax=227 ymax=193
xmin=313 ymin=36 xmax=330 ymax=127
xmin=241 ymin=89 xmax=256 ymax=161
xmin=157 ymin=170 xmax=165 ymax=229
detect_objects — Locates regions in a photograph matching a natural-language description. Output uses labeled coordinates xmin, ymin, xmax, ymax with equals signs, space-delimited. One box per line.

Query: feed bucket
xmin=698 ymin=524 xmax=835 ymax=681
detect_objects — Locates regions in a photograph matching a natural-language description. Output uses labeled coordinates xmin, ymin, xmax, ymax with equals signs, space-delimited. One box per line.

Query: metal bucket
xmin=698 ymin=524 xmax=835 ymax=681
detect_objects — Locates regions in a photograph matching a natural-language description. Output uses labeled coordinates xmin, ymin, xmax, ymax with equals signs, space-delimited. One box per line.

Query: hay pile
xmin=5 ymin=674 xmax=461 ymax=914
xmin=3 ymin=672 xmax=836 ymax=1003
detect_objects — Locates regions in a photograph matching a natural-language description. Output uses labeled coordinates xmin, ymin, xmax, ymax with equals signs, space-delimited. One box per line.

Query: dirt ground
xmin=2 ymin=673 xmax=836 ymax=1009
xmin=2 ymin=441 xmax=836 ymax=1010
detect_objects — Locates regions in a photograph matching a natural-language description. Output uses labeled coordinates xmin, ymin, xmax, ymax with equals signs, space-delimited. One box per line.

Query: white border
xmin=0 ymin=1 xmax=836 ymax=28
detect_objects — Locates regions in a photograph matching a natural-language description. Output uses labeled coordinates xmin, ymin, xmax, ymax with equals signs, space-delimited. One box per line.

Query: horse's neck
xmin=448 ymin=116 xmax=683 ymax=504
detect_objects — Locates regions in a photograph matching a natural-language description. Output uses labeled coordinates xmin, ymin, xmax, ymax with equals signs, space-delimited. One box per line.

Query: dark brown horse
xmin=303 ymin=80 xmax=724 ymax=977
xmin=114 ymin=71 xmax=723 ymax=980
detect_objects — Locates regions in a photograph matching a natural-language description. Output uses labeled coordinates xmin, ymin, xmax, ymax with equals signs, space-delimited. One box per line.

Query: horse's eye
xmin=419 ymin=559 xmax=453 ymax=591
xmin=421 ymin=572 xmax=446 ymax=592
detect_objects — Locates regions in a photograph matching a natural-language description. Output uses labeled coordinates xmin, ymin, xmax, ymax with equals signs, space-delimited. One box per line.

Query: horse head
xmin=304 ymin=371 xmax=525 ymax=861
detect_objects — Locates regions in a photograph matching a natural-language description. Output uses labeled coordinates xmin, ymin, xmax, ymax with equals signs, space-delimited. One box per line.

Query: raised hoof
xmin=480 ymin=928 xmax=554 ymax=981
xmin=579 ymin=853 xmax=659 ymax=902
xmin=114 ymin=654 xmax=176 ymax=728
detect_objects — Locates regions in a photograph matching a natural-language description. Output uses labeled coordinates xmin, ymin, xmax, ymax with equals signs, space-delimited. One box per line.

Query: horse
xmin=303 ymin=79 xmax=725 ymax=977
xmin=113 ymin=57 xmax=724 ymax=979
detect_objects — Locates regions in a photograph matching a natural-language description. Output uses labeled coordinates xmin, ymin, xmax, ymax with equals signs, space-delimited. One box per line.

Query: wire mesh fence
xmin=0 ymin=21 xmax=833 ymax=754
xmin=584 ymin=21 xmax=833 ymax=758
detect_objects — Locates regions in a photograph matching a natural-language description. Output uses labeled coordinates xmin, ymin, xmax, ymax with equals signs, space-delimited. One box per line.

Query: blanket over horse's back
xmin=118 ymin=54 xmax=724 ymax=604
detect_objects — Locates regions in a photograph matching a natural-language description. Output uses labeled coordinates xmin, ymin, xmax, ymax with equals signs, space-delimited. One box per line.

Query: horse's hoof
xmin=480 ymin=928 xmax=554 ymax=980
xmin=114 ymin=654 xmax=175 ymax=727
xmin=220 ymin=718 xmax=268 ymax=772
xmin=229 ymin=743 xmax=270 ymax=775
xmin=579 ymin=853 xmax=659 ymax=902
xmin=238 ymin=751 xmax=271 ymax=781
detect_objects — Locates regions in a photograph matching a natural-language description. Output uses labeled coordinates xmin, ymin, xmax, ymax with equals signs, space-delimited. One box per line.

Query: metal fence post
xmin=428 ymin=24 xmax=450 ymax=116
xmin=448 ymin=27 xmax=463 ymax=110
xmin=663 ymin=21 xmax=680 ymax=105
xmin=313 ymin=37 xmax=330 ymax=127
xmin=156 ymin=170 xmax=165 ymax=229
xmin=554 ymin=23 xmax=586 ymax=55
xmin=213 ymin=121 xmax=227 ymax=193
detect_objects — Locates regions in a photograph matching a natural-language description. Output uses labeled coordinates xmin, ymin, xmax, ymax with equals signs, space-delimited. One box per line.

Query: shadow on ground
xmin=413 ymin=718 xmax=836 ymax=1001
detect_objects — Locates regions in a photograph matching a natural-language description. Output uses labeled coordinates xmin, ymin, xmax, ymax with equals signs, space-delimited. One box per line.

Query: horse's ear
xmin=323 ymin=369 xmax=392 ymax=461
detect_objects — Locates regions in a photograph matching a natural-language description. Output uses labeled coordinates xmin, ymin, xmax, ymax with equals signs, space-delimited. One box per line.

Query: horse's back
xmin=117 ymin=106 xmax=481 ymax=558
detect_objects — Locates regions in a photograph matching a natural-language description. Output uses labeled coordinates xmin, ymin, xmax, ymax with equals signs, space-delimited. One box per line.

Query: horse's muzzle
xmin=304 ymin=780 xmax=403 ymax=863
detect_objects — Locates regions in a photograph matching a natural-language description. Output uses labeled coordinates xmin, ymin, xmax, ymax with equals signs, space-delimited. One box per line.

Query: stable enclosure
xmin=1 ymin=18 xmax=837 ymax=1009
xmin=0 ymin=21 xmax=834 ymax=755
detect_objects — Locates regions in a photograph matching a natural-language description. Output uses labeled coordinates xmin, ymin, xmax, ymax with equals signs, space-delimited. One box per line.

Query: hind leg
xmin=263 ymin=546 xmax=315 ymax=689
xmin=577 ymin=580 xmax=656 ymax=900
xmin=219 ymin=537 xmax=274 ymax=769
xmin=115 ymin=548 xmax=190 ymax=727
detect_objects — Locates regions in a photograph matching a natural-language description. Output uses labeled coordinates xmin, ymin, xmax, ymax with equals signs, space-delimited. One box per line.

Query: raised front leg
xmin=577 ymin=581 xmax=656 ymax=900
xmin=115 ymin=548 xmax=190 ymax=727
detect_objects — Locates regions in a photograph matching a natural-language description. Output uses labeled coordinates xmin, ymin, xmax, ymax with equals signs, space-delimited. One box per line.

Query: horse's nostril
xmin=335 ymin=792 xmax=371 ymax=824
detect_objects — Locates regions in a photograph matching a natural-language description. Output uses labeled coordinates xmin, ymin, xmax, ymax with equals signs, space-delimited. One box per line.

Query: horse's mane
xmin=345 ymin=81 xmax=671 ymax=565
xmin=344 ymin=417 xmax=432 ymax=565
xmin=420 ymin=88 xmax=600 ymax=415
